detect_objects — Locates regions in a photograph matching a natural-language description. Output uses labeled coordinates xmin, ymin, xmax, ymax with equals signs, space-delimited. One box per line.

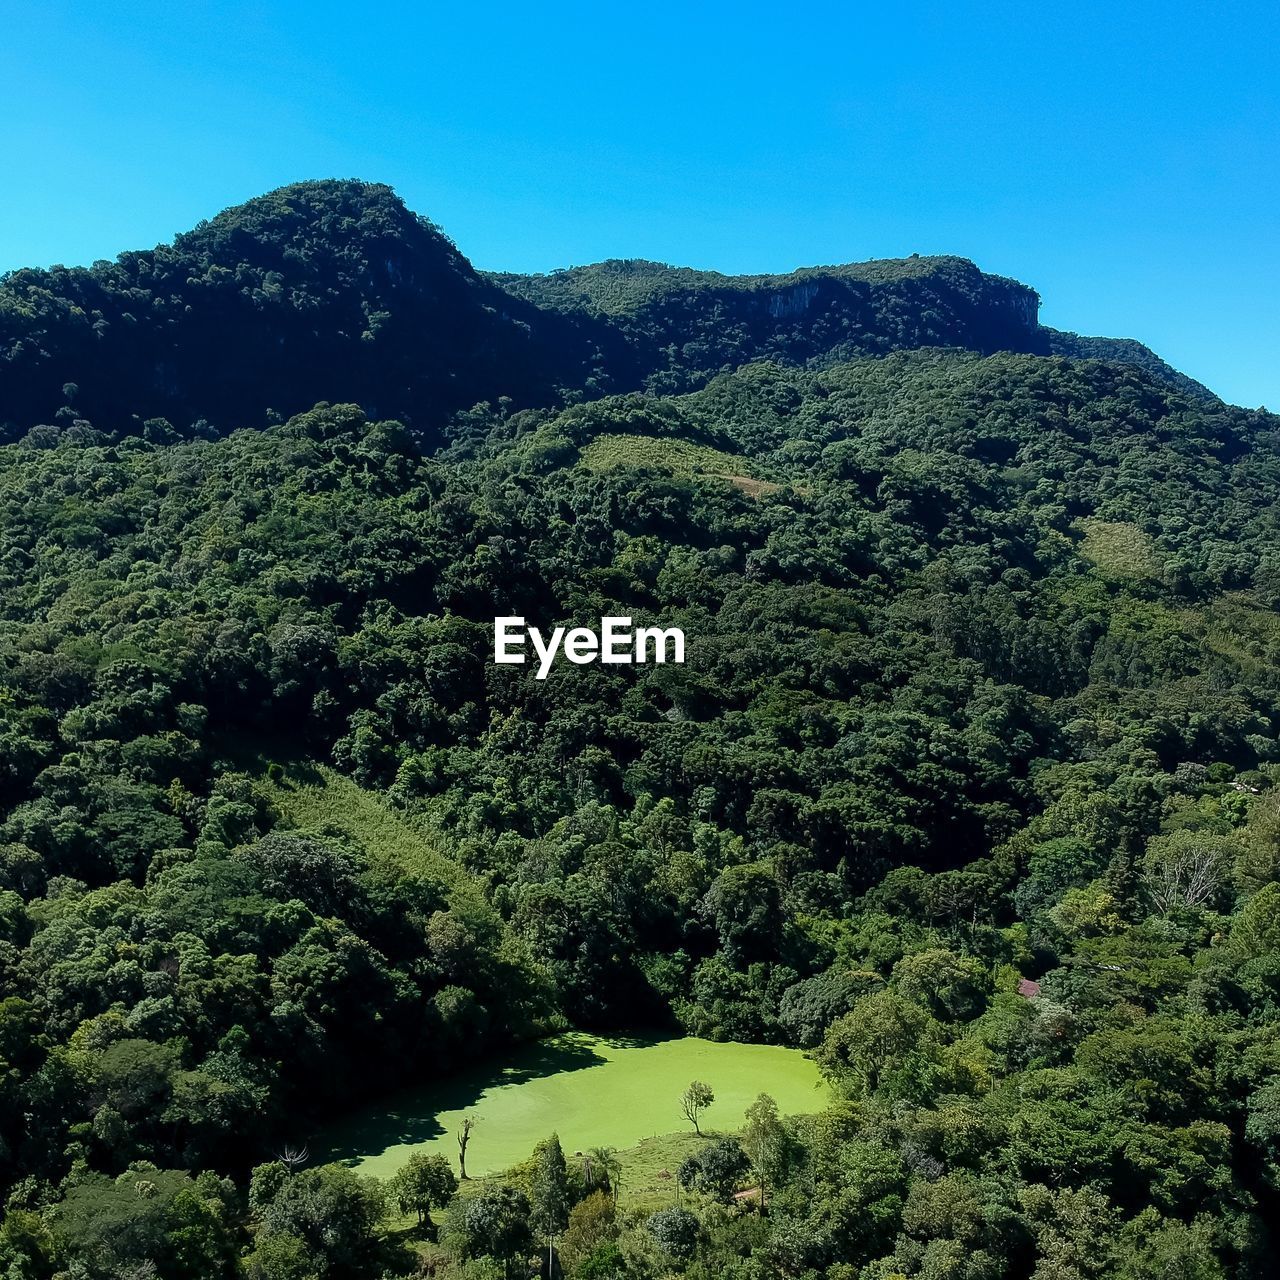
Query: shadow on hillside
xmin=279 ymin=760 xmax=326 ymax=789
xmin=594 ymin=1031 xmax=669 ymax=1051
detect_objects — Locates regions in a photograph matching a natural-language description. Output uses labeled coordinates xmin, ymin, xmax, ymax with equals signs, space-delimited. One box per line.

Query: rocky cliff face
xmin=766 ymin=281 xmax=823 ymax=318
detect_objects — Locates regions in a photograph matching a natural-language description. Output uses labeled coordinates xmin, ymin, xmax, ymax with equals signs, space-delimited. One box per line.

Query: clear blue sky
xmin=3 ymin=0 xmax=1277 ymax=407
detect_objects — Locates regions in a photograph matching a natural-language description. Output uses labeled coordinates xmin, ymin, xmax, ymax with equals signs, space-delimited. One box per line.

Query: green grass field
xmin=578 ymin=433 xmax=781 ymax=497
xmin=1077 ymin=517 xmax=1164 ymax=580
xmin=318 ymin=1033 xmax=827 ymax=1182
xmin=604 ymin=1131 xmax=708 ymax=1212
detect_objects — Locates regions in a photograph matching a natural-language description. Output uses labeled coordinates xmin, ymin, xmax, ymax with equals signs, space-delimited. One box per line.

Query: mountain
xmin=490 ymin=253 xmax=1043 ymax=395
xmin=0 ymin=180 xmax=595 ymax=442
xmin=0 ymin=179 xmax=1216 ymax=444
xmin=1045 ymin=327 xmax=1218 ymax=402
xmin=1 ymin=182 xmax=1278 ymax=1278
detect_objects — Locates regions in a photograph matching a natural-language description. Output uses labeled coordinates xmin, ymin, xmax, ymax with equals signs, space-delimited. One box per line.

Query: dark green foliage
xmin=493 ymin=253 xmax=1046 ymax=399
xmin=0 ymin=180 xmax=1205 ymax=447
xmin=645 ymin=1205 xmax=701 ymax=1260
xmin=529 ymin=1134 xmax=571 ymax=1239
xmin=49 ymin=1166 xmax=237 ymax=1280
xmin=388 ymin=1152 xmax=456 ymax=1232
xmin=246 ymin=1162 xmax=385 ymax=1278
xmin=1045 ymin=327 xmax=1218 ymax=402
xmin=0 ymin=184 xmax=1276 ymax=1277
xmin=449 ymin=1182 xmax=534 ymax=1271
xmin=678 ymin=1137 xmax=750 ymax=1203
xmin=0 ymin=181 xmax=584 ymax=444
xmin=558 ymin=1190 xmax=618 ymax=1277
xmin=777 ymin=970 xmax=869 ymax=1046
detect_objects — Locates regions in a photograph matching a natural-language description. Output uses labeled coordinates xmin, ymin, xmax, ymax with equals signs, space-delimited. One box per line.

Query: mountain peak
xmin=175 ymin=179 xmax=456 ymax=260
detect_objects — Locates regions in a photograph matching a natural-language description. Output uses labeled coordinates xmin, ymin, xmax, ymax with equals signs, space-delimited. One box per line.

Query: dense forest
xmin=0 ymin=181 xmax=1277 ymax=1280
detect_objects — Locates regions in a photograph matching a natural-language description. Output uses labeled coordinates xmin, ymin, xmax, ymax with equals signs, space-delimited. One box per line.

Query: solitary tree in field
xmin=680 ymin=1080 xmax=714 ymax=1135
xmin=389 ymin=1152 xmax=456 ymax=1235
xmin=456 ymin=1114 xmax=478 ymax=1180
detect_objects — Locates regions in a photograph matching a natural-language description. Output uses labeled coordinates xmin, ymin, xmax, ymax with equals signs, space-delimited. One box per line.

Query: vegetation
xmin=387 ymin=1153 xmax=454 ymax=1232
xmin=680 ymin=1082 xmax=715 ymax=1136
xmin=319 ymin=1034 xmax=824 ymax=1179
xmin=0 ymin=180 xmax=1276 ymax=1277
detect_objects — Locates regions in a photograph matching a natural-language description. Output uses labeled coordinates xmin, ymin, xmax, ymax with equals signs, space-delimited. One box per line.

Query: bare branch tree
xmin=456 ymin=1114 xmax=478 ymax=1180
xmin=1143 ymin=831 xmax=1232 ymax=914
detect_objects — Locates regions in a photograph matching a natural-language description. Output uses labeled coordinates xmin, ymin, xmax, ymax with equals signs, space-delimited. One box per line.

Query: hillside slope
xmin=490 ymin=253 xmax=1042 ymax=395
xmin=1045 ymin=326 xmax=1218 ymax=402
xmin=0 ymin=180 xmax=603 ymax=440
xmin=0 ymin=188 xmax=1276 ymax=1279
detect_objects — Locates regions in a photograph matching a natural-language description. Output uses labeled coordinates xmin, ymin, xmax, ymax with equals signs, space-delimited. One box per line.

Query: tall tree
xmin=581 ymin=1146 xmax=621 ymax=1197
xmin=389 ymin=1152 xmax=456 ymax=1234
xmin=742 ymin=1093 xmax=786 ymax=1213
xmin=531 ymin=1134 xmax=572 ymax=1278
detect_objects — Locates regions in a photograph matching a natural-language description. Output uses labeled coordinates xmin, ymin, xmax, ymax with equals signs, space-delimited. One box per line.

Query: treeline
xmin=489 ymin=253 xmax=1042 ymax=399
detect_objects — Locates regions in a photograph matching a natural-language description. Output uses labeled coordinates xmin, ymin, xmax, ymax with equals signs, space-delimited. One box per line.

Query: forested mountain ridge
xmin=0 ymin=184 xmax=1277 ymax=1278
xmin=488 ymin=253 xmax=1043 ymax=397
xmin=1044 ymin=328 xmax=1217 ymax=403
xmin=0 ymin=179 xmax=1215 ymax=446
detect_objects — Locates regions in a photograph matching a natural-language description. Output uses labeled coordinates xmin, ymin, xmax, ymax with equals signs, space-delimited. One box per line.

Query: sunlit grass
xmin=319 ymin=1032 xmax=826 ymax=1182
xmin=262 ymin=762 xmax=463 ymax=887
xmin=579 ymin=433 xmax=780 ymax=496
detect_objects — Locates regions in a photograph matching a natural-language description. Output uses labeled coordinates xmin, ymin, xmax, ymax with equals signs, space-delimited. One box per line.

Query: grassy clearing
xmin=319 ymin=1032 xmax=827 ymax=1182
xmin=1077 ymin=517 xmax=1164 ymax=580
xmin=381 ymin=1129 xmax=741 ymax=1246
xmin=1179 ymin=592 xmax=1280 ymax=677
xmin=608 ymin=1131 xmax=707 ymax=1213
xmin=262 ymin=762 xmax=463 ymax=888
xmin=579 ymin=434 xmax=781 ymax=497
